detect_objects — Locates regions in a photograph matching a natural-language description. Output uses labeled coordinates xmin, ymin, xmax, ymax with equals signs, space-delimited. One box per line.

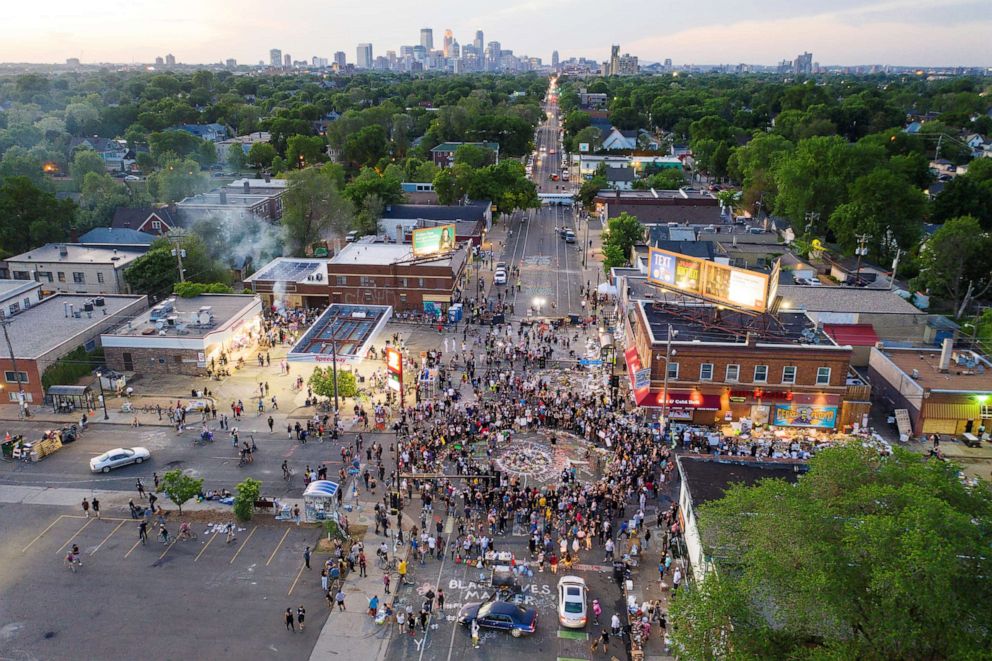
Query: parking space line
xmin=91 ymin=520 xmax=126 ymax=555
xmin=194 ymin=532 xmax=218 ymax=561
xmin=557 ymin=630 xmax=588 ymax=640
xmin=124 ymin=538 xmax=143 ymax=558
xmin=287 ymin=561 xmax=306 ymax=596
xmin=158 ymin=539 xmax=177 ymax=560
xmin=21 ymin=515 xmax=65 ymax=552
xmin=56 ymin=518 xmax=95 ymax=555
xmin=229 ymin=526 xmax=257 ymax=564
xmin=266 ymin=528 xmax=290 ymax=566
xmin=557 ymin=657 xmax=589 ymax=661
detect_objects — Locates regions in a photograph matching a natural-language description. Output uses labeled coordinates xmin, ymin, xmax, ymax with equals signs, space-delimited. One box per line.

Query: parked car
xmin=495 ymin=261 xmax=507 ymax=272
xmin=557 ymin=576 xmax=588 ymax=628
xmin=564 ymin=230 xmax=576 ymax=243
xmin=457 ymin=601 xmax=538 ymax=637
xmin=345 ymin=231 xmax=359 ymax=242
xmin=90 ymin=447 xmax=150 ymax=473
xmin=493 ymin=270 xmax=508 ymax=286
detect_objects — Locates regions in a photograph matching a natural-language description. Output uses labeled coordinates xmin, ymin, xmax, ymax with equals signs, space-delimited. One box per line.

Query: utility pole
xmin=888 ymin=248 xmax=903 ymax=291
xmin=854 ymin=234 xmax=870 ymax=286
xmin=803 ymin=211 xmax=820 ymax=237
xmin=0 ymin=313 xmax=25 ymax=419
xmin=327 ymin=340 xmax=340 ymax=425
xmin=168 ymin=232 xmax=187 ymax=283
xmin=659 ymin=323 xmax=677 ymax=432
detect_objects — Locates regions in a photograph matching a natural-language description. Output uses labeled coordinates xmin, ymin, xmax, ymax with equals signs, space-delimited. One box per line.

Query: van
xmin=345 ymin=231 xmax=359 ymax=242
xmin=747 ymin=227 xmax=764 ymax=235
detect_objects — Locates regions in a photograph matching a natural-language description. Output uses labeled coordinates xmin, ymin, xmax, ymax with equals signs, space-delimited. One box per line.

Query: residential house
xmin=214 ymin=131 xmax=271 ymax=161
xmin=600 ymin=127 xmax=639 ymax=150
xmin=77 ymin=228 xmax=156 ymax=248
xmin=4 ymin=244 xmax=147 ymax=295
xmin=68 ymin=137 xmax=131 ymax=172
xmin=430 ymin=142 xmax=500 ymax=168
xmin=111 ymin=206 xmax=178 ymax=235
xmin=604 ymin=167 xmax=635 ymax=190
xmin=175 ymin=178 xmax=287 ymax=223
xmin=176 ymin=123 xmax=228 ymax=143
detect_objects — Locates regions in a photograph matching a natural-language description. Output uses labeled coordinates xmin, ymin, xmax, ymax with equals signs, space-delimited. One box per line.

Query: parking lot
xmin=0 ymin=503 xmax=332 ymax=661
xmin=384 ymin=526 xmax=626 ymax=661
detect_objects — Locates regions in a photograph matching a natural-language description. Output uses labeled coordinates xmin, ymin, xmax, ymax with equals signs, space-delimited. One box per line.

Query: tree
xmin=0 ymin=176 xmax=75 ymax=256
xmin=569 ymin=126 xmax=602 ymax=154
xmin=124 ymin=234 xmax=227 ymax=299
xmin=633 ymin=169 xmax=685 ymax=191
xmin=342 ymin=167 xmax=404 ymax=207
xmin=577 ymin=175 xmax=606 ymax=208
xmin=281 ymin=167 xmax=354 ymax=254
xmin=914 ymin=215 xmax=992 ymax=317
xmin=76 ymin=172 xmax=137 ymax=231
xmin=247 ymin=142 xmax=277 ymax=169
xmin=432 ymin=168 xmax=461 ymax=205
xmin=226 ymin=143 xmax=246 ymax=172
xmin=931 ymin=174 xmax=992 ymax=228
xmin=670 ymin=445 xmax=992 ymax=660
xmin=353 ymin=193 xmax=385 ymax=236
xmin=233 ymin=477 xmax=261 ymax=522
xmin=828 ymin=167 xmax=925 ymax=262
xmin=308 ymin=366 xmax=359 ymax=400
xmin=70 ymin=149 xmax=107 ymax=190
xmin=343 ymin=124 xmax=388 ymax=169
xmin=173 ymin=282 xmax=235 ymax=297
xmin=285 ymin=134 xmax=326 ymax=168
xmin=453 ymin=143 xmax=493 ymax=169
xmin=159 ymin=468 xmax=203 ymax=515
xmin=146 ymin=158 xmax=209 ymax=203
xmin=601 ymin=212 xmax=643 ymax=272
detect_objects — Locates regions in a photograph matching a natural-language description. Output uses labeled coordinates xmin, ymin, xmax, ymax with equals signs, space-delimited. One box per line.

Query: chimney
xmin=939 ymin=337 xmax=953 ymax=372
xmin=69 ymin=227 xmax=79 ymax=243
xmin=219 ymin=190 xmax=228 ymax=205
xmin=264 ymin=173 xmax=271 ymax=183
xmin=58 ymin=244 xmax=68 ymax=257
xmin=243 ymin=181 xmax=250 ymax=194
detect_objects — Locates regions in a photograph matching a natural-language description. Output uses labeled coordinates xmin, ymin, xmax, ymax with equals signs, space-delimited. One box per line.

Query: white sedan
xmin=558 ymin=575 xmax=588 ymax=628
xmin=90 ymin=447 xmax=150 ymax=473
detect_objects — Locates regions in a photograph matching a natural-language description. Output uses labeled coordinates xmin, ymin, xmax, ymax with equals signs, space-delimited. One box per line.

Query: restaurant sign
xmin=773 ymin=404 xmax=838 ymax=429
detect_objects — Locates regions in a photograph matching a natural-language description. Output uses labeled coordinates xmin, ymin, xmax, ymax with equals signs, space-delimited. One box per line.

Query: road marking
xmin=229 ymin=525 xmax=257 ymax=564
xmin=266 ymin=528 xmax=291 ymax=566
xmin=21 ymin=515 xmax=65 ymax=552
xmin=90 ymin=519 xmax=126 ymax=555
xmin=124 ymin=538 xmax=143 ymax=559
xmin=557 ymin=630 xmax=589 ymax=640
xmin=56 ymin=517 xmax=95 ymax=555
xmin=194 ymin=532 xmax=218 ymax=561
xmin=557 ymin=657 xmax=589 ymax=661
xmin=287 ymin=562 xmax=306 ymax=596
xmin=158 ymin=539 xmax=177 ymax=560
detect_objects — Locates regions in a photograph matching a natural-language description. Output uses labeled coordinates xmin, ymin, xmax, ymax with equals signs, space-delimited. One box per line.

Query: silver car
xmin=90 ymin=447 xmax=150 ymax=473
xmin=558 ymin=576 xmax=588 ymax=628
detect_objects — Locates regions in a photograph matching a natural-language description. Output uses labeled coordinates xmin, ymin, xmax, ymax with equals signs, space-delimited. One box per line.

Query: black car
xmin=457 ymin=600 xmax=538 ymax=637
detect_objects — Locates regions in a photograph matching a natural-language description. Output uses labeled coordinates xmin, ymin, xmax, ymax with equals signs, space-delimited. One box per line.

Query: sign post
xmin=386 ymin=347 xmax=405 ymax=540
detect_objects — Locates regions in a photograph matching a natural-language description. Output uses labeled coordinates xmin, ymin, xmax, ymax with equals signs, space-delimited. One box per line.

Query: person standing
xmin=297 ymin=605 xmax=306 ymax=631
xmin=81 ymin=497 xmax=90 ymax=518
xmin=335 ymin=589 xmax=346 ymax=611
xmin=153 ymin=472 xmax=160 ymax=490
xmin=320 ymin=566 xmax=328 ymax=592
xmin=136 ymin=478 xmax=146 ymax=500
xmin=285 ymin=607 xmax=295 ymax=631
xmin=358 ymin=551 xmax=367 ymax=577
xmin=138 ymin=520 xmax=148 ymax=544
xmin=436 ymin=588 xmax=445 ymax=612
xmin=225 ymin=522 xmax=237 ymax=544
xmin=91 ymin=496 xmax=100 ymax=519
xmin=599 ymin=629 xmax=610 ymax=653
xmin=471 ymin=619 xmax=480 ymax=648
xmin=303 ymin=546 xmax=311 ymax=570
xmin=383 ymin=572 xmax=391 ymax=594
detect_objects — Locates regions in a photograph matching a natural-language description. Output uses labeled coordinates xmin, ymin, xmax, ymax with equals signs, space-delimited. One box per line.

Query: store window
xmin=699 ymin=363 xmax=713 ymax=381
xmin=726 ymin=364 xmax=740 ymax=383
xmin=782 ymin=365 xmax=796 ymax=384
xmin=754 ymin=365 xmax=768 ymax=383
xmin=816 ymin=367 xmax=832 ymax=385
xmin=667 ymin=362 xmax=679 ymax=380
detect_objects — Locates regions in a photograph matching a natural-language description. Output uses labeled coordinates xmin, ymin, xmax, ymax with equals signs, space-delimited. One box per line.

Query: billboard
xmin=412 ymin=224 xmax=456 ymax=257
xmin=647 ymin=247 xmax=770 ymax=312
xmin=579 ymin=143 xmax=590 ymax=153
xmin=772 ymin=404 xmax=838 ymax=428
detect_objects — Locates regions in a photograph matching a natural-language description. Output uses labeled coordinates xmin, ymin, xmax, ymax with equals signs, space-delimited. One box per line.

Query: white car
xmin=493 ymin=270 xmax=508 ymax=286
xmin=558 ymin=576 xmax=588 ymax=628
xmin=90 ymin=447 xmax=150 ymax=473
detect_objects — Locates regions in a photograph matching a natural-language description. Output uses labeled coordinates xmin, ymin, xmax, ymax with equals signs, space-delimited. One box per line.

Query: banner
xmin=647 ymin=247 xmax=770 ymax=312
xmin=773 ymin=404 xmax=838 ymax=429
xmin=412 ymin=224 xmax=456 ymax=256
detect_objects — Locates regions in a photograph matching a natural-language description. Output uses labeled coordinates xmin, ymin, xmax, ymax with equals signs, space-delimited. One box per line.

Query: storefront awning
xmin=923 ymin=402 xmax=981 ymax=420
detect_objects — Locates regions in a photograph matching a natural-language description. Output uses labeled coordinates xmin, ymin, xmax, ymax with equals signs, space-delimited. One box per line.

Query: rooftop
xmin=5 ymin=244 xmax=146 ymax=267
xmin=227 ymin=178 xmax=288 ymax=191
xmin=381 ymin=201 xmax=490 ymax=223
xmin=5 ymin=294 xmax=147 ymax=359
xmin=330 ymin=242 xmax=466 ymax=269
xmin=78 ymin=227 xmax=156 ymax=246
xmin=288 ymin=304 xmax=392 ymax=360
xmin=777 ymin=286 xmax=923 ymax=315
xmin=111 ymin=206 xmax=177 ymax=230
xmin=430 ymin=141 xmax=500 ymax=153
xmin=596 ymin=188 xmax=717 ymax=202
xmin=638 ymin=300 xmax=832 ymax=346
xmin=0 ymin=279 xmax=40 ymax=297
xmin=103 ymin=294 xmax=260 ymax=340
xmin=604 ymin=202 xmax=723 ymax=225
xmin=877 ymin=347 xmax=992 ymax=393
xmin=680 ymin=456 xmax=804 ymax=508
xmin=244 ymin=258 xmax=328 ymax=284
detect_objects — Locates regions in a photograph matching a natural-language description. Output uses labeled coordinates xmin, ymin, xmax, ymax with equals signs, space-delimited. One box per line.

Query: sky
xmin=1 ymin=0 xmax=990 ymax=67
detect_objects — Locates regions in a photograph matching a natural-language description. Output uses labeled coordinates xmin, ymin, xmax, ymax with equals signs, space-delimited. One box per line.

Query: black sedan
xmin=457 ymin=600 xmax=538 ymax=638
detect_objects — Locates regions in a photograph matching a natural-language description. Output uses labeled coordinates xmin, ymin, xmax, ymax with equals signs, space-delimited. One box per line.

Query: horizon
xmin=2 ymin=0 xmax=990 ymax=68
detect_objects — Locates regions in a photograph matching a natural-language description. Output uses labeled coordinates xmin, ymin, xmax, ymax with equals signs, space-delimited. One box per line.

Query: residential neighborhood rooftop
xmin=777 ymin=285 xmax=923 ymax=315
xmin=876 ymin=347 xmax=992 ymax=392
xmin=103 ymin=294 xmax=261 ymax=339
xmin=5 ymin=244 xmax=147 ymax=266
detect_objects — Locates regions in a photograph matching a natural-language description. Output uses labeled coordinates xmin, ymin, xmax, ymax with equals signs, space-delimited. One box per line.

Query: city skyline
xmin=2 ymin=0 xmax=990 ymax=67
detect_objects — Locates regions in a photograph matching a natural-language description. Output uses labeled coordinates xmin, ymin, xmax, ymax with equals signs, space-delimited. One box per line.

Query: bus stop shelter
xmin=303 ymin=480 xmax=340 ymax=521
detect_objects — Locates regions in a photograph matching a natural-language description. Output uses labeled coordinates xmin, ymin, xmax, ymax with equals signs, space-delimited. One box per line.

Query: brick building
xmin=595 ymin=189 xmax=723 ymax=226
xmin=244 ymin=258 xmax=332 ymax=311
xmin=625 ymin=301 xmax=861 ymax=429
xmin=327 ymin=242 xmax=468 ymax=314
xmin=102 ymin=294 xmax=262 ymax=376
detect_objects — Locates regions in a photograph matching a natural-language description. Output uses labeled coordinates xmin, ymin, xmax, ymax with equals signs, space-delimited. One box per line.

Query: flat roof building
xmin=0 ymin=293 xmax=148 ymax=404
xmin=287 ymin=304 xmax=392 ymax=364
xmin=243 ymin=258 xmax=331 ymax=311
xmin=175 ymin=178 xmax=287 ymax=223
xmin=4 ymin=244 xmax=147 ymax=295
xmin=101 ymin=294 xmax=263 ymax=376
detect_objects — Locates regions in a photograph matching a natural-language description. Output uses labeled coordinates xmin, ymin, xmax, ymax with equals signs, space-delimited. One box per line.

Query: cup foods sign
xmin=647 ymin=247 xmax=770 ymax=313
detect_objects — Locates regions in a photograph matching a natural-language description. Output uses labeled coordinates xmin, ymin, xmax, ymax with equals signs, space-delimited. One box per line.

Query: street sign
xmin=579 ymin=358 xmax=603 ymax=366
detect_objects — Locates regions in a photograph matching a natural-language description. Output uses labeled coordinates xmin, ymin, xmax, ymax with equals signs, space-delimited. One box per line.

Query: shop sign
xmin=730 ymin=389 xmax=793 ymax=401
xmin=773 ymin=404 xmax=838 ymax=428
xmin=658 ymin=391 xmax=721 ymax=410
xmin=667 ymin=408 xmax=694 ymax=420
xmin=633 ymin=367 xmax=651 ymax=389
xmin=729 ymin=396 xmax=746 ymax=403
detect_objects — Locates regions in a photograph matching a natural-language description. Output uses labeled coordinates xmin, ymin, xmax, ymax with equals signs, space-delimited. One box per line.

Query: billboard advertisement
xmin=647 ymin=247 xmax=770 ymax=312
xmin=772 ymin=404 xmax=838 ymax=429
xmin=412 ymin=224 xmax=456 ymax=257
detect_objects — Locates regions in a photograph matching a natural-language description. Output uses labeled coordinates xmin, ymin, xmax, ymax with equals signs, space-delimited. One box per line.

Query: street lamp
xmin=533 ymin=297 xmax=546 ymax=316
xmin=656 ymin=324 xmax=678 ymax=433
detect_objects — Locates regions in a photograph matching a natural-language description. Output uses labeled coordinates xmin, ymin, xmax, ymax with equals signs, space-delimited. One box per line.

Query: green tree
xmin=914 ymin=215 xmax=992 ymax=317
xmin=226 ymin=143 xmax=246 ymax=172
xmin=577 ymin=175 xmax=606 ymax=208
xmin=233 ymin=477 xmax=261 ymax=522
xmin=601 ymin=212 xmax=643 ymax=272
xmin=146 ymin=158 xmax=209 ymax=203
xmin=308 ymin=366 xmax=359 ymax=400
xmin=76 ymin=172 xmax=138 ymax=231
xmin=173 ymin=281 xmax=235 ymax=297
xmin=342 ymin=167 xmax=404 ymax=207
xmin=453 ymin=143 xmax=493 ymax=168
xmin=569 ymin=126 xmax=602 ymax=154
xmin=931 ymin=174 xmax=992 ymax=228
xmin=70 ymin=149 xmax=107 ymax=190
xmin=124 ymin=234 xmax=227 ymax=298
xmin=281 ymin=166 xmax=354 ymax=254
xmin=432 ymin=168 xmax=461 ymax=205
xmin=827 ymin=167 xmax=925 ymax=262
xmin=0 ymin=176 xmax=75 ymax=256
xmin=285 ymin=134 xmax=326 ymax=168
xmin=670 ymin=445 xmax=992 ymax=660
xmin=247 ymin=142 xmax=277 ymax=169
xmin=159 ymin=468 xmax=203 ymax=515
xmin=632 ymin=169 xmax=685 ymax=191
xmin=343 ymin=124 xmax=388 ymax=169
